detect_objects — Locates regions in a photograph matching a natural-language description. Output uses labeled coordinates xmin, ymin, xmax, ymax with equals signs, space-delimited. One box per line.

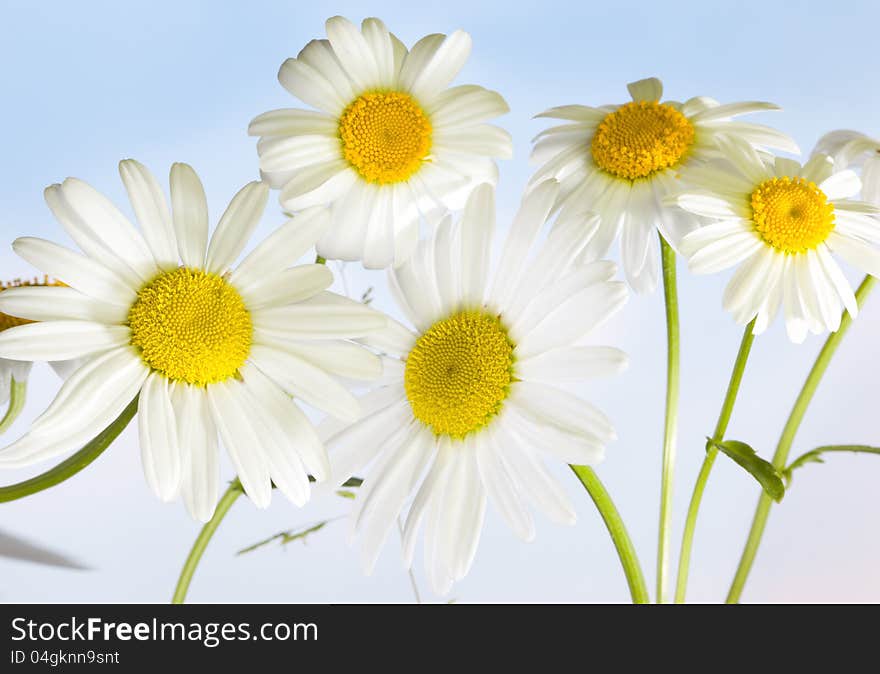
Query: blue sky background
xmin=1 ymin=0 xmax=879 ymax=603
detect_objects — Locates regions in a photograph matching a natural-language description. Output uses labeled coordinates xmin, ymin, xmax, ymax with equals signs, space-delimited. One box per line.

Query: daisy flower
xmin=813 ymin=129 xmax=880 ymax=203
xmin=0 ymin=278 xmax=75 ymax=419
xmin=671 ymin=137 xmax=880 ymax=342
xmin=322 ymin=180 xmax=629 ymax=594
xmin=249 ymin=15 xmax=512 ymax=269
xmin=0 ymin=160 xmax=386 ymax=520
xmin=531 ymin=77 xmax=798 ymax=293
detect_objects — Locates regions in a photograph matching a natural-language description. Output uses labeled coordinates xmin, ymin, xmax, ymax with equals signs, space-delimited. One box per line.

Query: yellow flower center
xmin=591 ymin=101 xmax=695 ymax=180
xmin=128 ymin=268 xmax=252 ymax=386
xmin=338 ymin=91 xmax=432 ymax=184
xmin=0 ymin=277 xmax=63 ymax=332
xmin=750 ymin=177 xmax=835 ymax=253
xmin=404 ymin=310 xmax=515 ymax=439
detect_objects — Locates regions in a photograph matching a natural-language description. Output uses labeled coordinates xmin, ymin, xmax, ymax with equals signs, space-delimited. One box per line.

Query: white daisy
xmin=0 ymin=160 xmax=386 ymax=520
xmin=249 ymin=15 xmax=512 ymax=269
xmin=322 ymin=180 xmax=628 ymax=595
xmin=531 ymin=77 xmax=798 ymax=293
xmin=0 ymin=278 xmax=76 ymax=426
xmin=813 ymin=129 xmax=880 ymax=203
xmin=671 ymin=137 xmax=880 ymax=342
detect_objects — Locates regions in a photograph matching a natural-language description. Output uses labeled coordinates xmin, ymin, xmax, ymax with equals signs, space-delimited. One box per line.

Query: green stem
xmin=0 ymin=397 xmax=137 ymax=503
xmin=674 ymin=319 xmax=756 ymax=603
xmin=726 ymin=275 xmax=876 ymax=603
xmin=172 ymin=481 xmax=243 ymax=604
xmin=656 ymin=235 xmax=680 ymax=604
xmin=571 ymin=465 xmax=650 ymax=604
xmin=0 ymin=377 xmax=27 ymax=435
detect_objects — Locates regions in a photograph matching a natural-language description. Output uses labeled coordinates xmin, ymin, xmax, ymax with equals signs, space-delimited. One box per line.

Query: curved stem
xmin=172 ymin=481 xmax=243 ymax=604
xmin=656 ymin=235 xmax=680 ymax=604
xmin=571 ymin=465 xmax=650 ymax=604
xmin=0 ymin=397 xmax=137 ymax=503
xmin=0 ymin=377 xmax=27 ymax=435
xmin=674 ymin=320 xmax=756 ymax=603
xmin=726 ymin=275 xmax=876 ymax=603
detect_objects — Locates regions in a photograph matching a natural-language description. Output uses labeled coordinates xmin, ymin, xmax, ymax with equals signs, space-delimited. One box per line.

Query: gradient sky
xmin=1 ymin=0 xmax=879 ymax=603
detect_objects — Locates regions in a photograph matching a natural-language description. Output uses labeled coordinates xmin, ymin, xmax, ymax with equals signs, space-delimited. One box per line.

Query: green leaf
xmin=783 ymin=445 xmax=880 ymax=485
xmin=707 ymin=438 xmax=785 ymax=502
xmin=336 ymin=490 xmax=357 ymax=500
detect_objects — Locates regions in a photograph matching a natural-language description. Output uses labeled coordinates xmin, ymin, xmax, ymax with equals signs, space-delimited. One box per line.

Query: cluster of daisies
xmin=0 ymin=16 xmax=878 ymax=596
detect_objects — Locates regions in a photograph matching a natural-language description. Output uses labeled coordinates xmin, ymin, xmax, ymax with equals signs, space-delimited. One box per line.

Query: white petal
xmin=517 ymin=346 xmax=628 ymax=382
xmin=509 ymin=382 xmax=616 ymax=444
xmin=357 ymin=316 xmax=417 ymax=356
xmin=493 ymin=424 xmax=576 ymax=525
xmin=205 ymin=181 xmax=269 ymax=274
xmin=627 ymin=77 xmax=662 ymax=102
xmin=232 ymin=207 xmax=331 ymax=290
xmin=686 ymin=233 xmax=763 ymax=275
xmin=49 ymin=179 xmax=157 ymax=284
xmin=443 ymin=439 xmax=486 ymax=580
xmin=690 ymin=101 xmax=780 ymax=122
xmin=0 ymin=321 xmax=130 ymax=362
xmin=176 ymin=384 xmax=219 ymax=522
xmin=434 ymin=125 xmax=513 ymax=159
xmin=403 ymin=441 xmax=452 ymax=566
xmin=249 ymin=344 xmax=361 ymax=422
xmin=278 ymin=161 xmax=356 ymax=210
xmin=516 ymin=282 xmax=628 ymax=359
xmin=252 ymin=292 xmax=386 ymax=340
xmin=247 ymin=108 xmax=338 ymax=137
xmin=407 ymin=30 xmax=472 ymax=102
xmin=119 ymin=159 xmax=178 ymax=270
xmin=355 ymin=424 xmax=433 ymax=574
xmin=325 ymin=15 xmax=382 ymax=91
xmin=819 ymin=170 xmax=861 ymax=201
xmin=240 ymin=363 xmax=329 ymax=483
xmin=475 ymin=434 xmax=534 ymax=542
xmin=505 ymin=404 xmax=605 ymax=466
xmin=277 ymin=56 xmax=348 ymax=115
xmin=459 ymin=184 xmax=495 ymax=306
xmin=361 ymin=18 xmax=396 ymax=83
xmin=238 ymin=265 xmax=333 ymax=311
xmin=234 ymin=376 xmax=311 ymax=507
xmin=0 ymin=285 xmax=128 ymax=324
xmin=170 ymin=163 xmax=209 ymax=269
xmin=326 ymin=397 xmax=411 ymax=487
xmin=362 ymin=187 xmax=396 ymax=270
xmin=816 ymin=243 xmax=858 ymax=318
xmin=429 ymin=85 xmax=509 ymax=128
xmin=139 ymin=373 xmax=182 ymax=502
xmin=206 ymin=381 xmax=272 ymax=509
xmin=673 ymin=193 xmax=748 ymax=219
xmin=0 ymin=348 xmax=147 ymax=468
xmin=489 ymin=179 xmax=559 ymax=309
xmin=13 ymin=237 xmax=136 ymax=306
xmin=827 ymin=231 xmax=880 ymax=278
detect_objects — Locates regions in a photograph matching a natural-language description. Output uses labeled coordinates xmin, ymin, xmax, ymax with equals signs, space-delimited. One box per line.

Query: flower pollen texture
xmin=128 ymin=268 xmax=252 ymax=386
xmin=750 ymin=176 xmax=835 ymax=253
xmin=339 ymin=91 xmax=432 ymax=184
xmin=405 ymin=310 xmax=515 ymax=439
xmin=591 ymin=101 xmax=695 ymax=180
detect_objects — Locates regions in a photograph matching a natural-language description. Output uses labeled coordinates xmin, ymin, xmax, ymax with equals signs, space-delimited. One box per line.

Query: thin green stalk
xmin=726 ymin=275 xmax=876 ymax=603
xmin=0 ymin=377 xmax=27 ymax=435
xmin=0 ymin=397 xmax=137 ymax=502
xmin=571 ymin=465 xmax=650 ymax=604
xmin=172 ymin=481 xmax=243 ymax=604
xmin=674 ymin=320 xmax=756 ymax=603
xmin=657 ymin=235 xmax=680 ymax=604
